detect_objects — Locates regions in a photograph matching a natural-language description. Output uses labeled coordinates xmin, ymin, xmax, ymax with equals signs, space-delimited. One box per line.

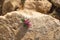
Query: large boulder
xmin=24 ymin=0 xmax=52 ymax=13
xmin=51 ymin=0 xmax=60 ymax=7
xmin=2 ymin=0 xmax=21 ymax=15
xmin=0 ymin=9 xmax=60 ymax=40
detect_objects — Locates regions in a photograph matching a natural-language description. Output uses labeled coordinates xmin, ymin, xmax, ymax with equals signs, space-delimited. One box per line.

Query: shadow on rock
xmin=15 ymin=26 xmax=28 ymax=40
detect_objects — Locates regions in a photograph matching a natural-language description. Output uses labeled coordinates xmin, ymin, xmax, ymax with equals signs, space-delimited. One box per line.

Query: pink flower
xmin=24 ymin=19 xmax=31 ymax=28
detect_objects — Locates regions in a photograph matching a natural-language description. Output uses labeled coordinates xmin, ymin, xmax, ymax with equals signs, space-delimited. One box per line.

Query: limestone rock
xmin=0 ymin=10 xmax=60 ymax=40
xmin=24 ymin=0 xmax=52 ymax=13
xmin=51 ymin=0 xmax=60 ymax=7
xmin=2 ymin=0 xmax=21 ymax=15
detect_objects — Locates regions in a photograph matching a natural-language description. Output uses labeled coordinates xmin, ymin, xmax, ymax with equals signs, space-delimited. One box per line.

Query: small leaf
xmin=21 ymin=18 xmax=25 ymax=22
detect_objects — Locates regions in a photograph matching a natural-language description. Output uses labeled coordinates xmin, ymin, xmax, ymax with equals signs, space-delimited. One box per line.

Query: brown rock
xmin=24 ymin=0 xmax=52 ymax=13
xmin=0 ymin=17 xmax=15 ymax=40
xmin=35 ymin=1 xmax=52 ymax=13
xmin=0 ymin=10 xmax=60 ymax=40
xmin=2 ymin=0 xmax=21 ymax=15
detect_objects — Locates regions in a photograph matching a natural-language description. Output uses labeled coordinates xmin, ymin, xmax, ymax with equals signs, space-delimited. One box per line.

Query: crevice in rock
xmin=48 ymin=0 xmax=56 ymax=13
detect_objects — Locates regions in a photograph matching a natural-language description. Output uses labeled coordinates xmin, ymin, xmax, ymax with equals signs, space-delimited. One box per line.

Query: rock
xmin=35 ymin=1 xmax=52 ymax=13
xmin=2 ymin=0 xmax=52 ymax=15
xmin=0 ymin=16 xmax=15 ymax=40
xmin=51 ymin=0 xmax=60 ymax=7
xmin=0 ymin=9 xmax=60 ymax=40
xmin=2 ymin=0 xmax=21 ymax=15
xmin=24 ymin=1 xmax=36 ymax=11
xmin=24 ymin=0 xmax=52 ymax=13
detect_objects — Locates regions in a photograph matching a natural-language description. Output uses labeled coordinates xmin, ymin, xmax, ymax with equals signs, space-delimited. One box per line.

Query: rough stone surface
xmin=2 ymin=0 xmax=52 ymax=15
xmin=0 ymin=10 xmax=60 ymax=40
xmin=2 ymin=0 xmax=21 ymax=15
xmin=51 ymin=0 xmax=60 ymax=7
xmin=24 ymin=0 xmax=52 ymax=13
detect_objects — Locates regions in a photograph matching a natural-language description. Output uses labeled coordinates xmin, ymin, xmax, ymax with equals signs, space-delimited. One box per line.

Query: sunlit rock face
xmin=51 ymin=0 xmax=60 ymax=7
xmin=24 ymin=0 xmax=52 ymax=13
xmin=0 ymin=10 xmax=60 ymax=40
xmin=2 ymin=0 xmax=52 ymax=15
xmin=2 ymin=0 xmax=21 ymax=15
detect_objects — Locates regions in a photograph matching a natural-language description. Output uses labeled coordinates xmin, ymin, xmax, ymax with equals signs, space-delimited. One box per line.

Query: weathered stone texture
xmin=0 ymin=10 xmax=60 ymax=40
xmin=24 ymin=0 xmax=52 ymax=13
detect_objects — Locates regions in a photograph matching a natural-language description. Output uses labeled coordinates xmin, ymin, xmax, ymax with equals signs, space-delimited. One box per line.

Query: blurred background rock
xmin=0 ymin=0 xmax=60 ymax=20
